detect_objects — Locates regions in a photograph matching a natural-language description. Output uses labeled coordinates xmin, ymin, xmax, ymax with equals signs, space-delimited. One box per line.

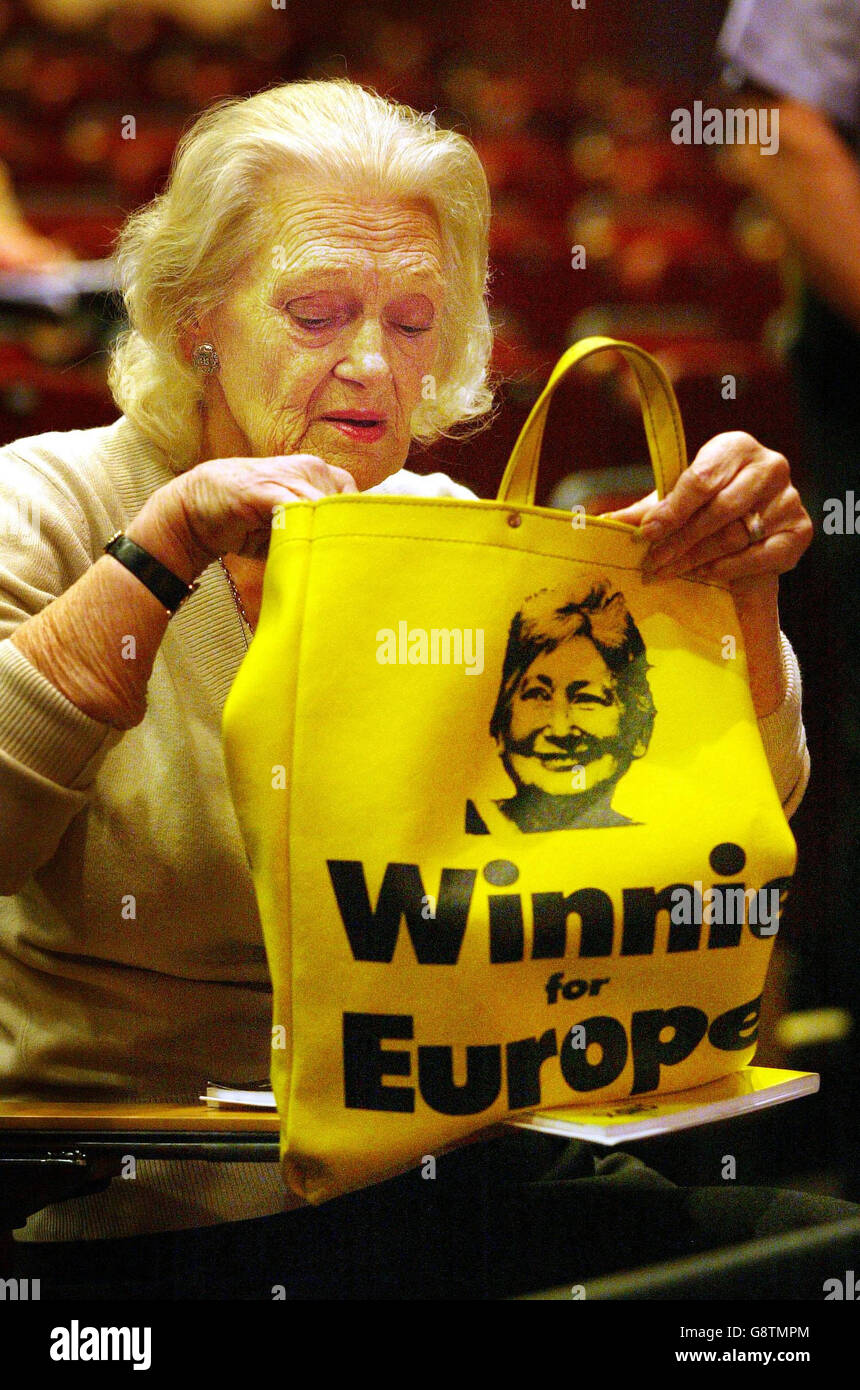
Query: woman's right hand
xmin=127 ymin=455 xmax=359 ymax=581
xmin=8 ymin=455 xmax=359 ymax=729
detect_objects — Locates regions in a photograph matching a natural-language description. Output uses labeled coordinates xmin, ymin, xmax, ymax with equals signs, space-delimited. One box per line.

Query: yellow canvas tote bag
xmin=222 ymin=336 xmax=797 ymax=1204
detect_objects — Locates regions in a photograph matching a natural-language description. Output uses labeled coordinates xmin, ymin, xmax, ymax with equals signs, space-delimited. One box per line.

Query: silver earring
xmin=192 ymin=342 xmax=220 ymax=375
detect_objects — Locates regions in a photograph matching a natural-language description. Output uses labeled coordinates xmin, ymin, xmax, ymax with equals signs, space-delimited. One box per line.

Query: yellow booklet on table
xmin=507 ymin=1067 xmax=819 ymax=1145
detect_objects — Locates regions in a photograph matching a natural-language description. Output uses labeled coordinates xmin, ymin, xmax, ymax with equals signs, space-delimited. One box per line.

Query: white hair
xmin=108 ymin=79 xmax=496 ymax=470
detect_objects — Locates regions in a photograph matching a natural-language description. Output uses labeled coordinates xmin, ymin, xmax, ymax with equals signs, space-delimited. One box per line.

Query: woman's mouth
xmin=322 ymin=413 xmax=387 ymax=442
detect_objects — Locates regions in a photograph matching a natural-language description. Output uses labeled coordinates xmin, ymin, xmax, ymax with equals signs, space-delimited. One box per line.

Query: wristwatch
xmin=103 ymin=532 xmax=200 ymax=615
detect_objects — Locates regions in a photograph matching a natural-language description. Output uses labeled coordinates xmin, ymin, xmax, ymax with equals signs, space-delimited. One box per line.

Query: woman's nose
xmin=336 ymin=318 xmax=391 ymax=384
xmin=548 ymin=701 xmax=576 ymax=737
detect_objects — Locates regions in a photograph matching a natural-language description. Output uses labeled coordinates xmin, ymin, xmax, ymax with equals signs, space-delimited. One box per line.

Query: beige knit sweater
xmin=0 ymin=416 xmax=810 ymax=1242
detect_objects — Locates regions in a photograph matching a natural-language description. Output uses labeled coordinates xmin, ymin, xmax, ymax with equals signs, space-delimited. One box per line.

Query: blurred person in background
xmin=0 ymin=160 xmax=71 ymax=270
xmin=718 ymin=1 xmax=860 ymax=469
xmin=718 ymin=0 xmax=860 ymax=1195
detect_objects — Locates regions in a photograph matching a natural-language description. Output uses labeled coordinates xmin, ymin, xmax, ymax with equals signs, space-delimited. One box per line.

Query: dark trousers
xmin=12 ymin=1132 xmax=860 ymax=1300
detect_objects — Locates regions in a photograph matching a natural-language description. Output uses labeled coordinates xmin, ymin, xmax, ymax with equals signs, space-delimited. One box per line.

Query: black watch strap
xmin=104 ymin=532 xmax=200 ymax=615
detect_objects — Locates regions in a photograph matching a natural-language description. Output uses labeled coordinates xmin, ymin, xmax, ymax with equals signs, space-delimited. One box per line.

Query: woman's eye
xmin=521 ymin=687 xmax=549 ymax=701
xmin=293 ymin=316 xmax=334 ymax=331
xmin=395 ymin=324 xmax=431 ymax=337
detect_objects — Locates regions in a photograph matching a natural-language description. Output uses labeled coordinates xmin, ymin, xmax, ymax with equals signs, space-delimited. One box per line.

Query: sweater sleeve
xmin=756 ymin=631 xmax=810 ymax=821
xmin=0 ymin=445 xmax=124 ymax=895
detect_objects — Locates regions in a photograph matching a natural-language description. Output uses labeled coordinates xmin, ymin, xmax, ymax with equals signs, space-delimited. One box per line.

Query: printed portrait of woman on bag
xmin=466 ymin=578 xmax=657 ymax=833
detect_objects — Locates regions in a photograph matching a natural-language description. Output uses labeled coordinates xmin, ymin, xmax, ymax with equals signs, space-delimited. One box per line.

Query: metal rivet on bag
xmin=507 ymin=513 xmax=522 ymax=528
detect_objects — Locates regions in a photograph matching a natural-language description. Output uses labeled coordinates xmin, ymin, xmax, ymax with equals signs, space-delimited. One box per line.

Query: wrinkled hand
xmin=130 ymin=454 xmax=359 ymax=580
xmin=604 ymin=432 xmax=813 ymax=594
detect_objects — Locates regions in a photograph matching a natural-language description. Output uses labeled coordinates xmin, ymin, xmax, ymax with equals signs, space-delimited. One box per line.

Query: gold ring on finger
xmin=741 ymin=511 xmax=765 ymax=545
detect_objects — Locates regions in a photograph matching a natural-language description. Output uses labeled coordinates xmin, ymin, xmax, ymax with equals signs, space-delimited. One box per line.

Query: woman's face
xmin=196 ymin=176 xmax=446 ymax=489
xmin=502 ymin=636 xmax=626 ymax=797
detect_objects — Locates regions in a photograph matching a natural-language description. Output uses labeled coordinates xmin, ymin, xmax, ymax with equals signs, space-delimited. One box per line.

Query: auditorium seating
xmin=0 ymin=8 xmax=795 ymax=480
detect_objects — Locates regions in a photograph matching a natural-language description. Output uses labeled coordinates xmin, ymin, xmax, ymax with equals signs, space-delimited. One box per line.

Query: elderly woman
xmin=0 ymin=79 xmax=845 ymax=1299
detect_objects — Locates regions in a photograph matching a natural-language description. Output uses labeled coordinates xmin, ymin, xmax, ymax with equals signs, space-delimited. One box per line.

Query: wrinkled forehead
xmin=243 ymin=174 xmax=447 ymax=291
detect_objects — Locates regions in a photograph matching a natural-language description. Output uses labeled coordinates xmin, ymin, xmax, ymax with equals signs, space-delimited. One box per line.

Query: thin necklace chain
xmin=219 ymin=557 xmax=254 ymax=648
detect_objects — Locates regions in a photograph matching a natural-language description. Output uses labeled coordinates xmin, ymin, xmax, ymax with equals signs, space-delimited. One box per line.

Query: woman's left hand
xmin=604 ymin=431 xmax=813 ymax=594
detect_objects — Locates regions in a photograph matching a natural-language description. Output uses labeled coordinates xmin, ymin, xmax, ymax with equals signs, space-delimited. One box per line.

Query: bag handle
xmin=496 ymin=336 xmax=688 ymax=509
